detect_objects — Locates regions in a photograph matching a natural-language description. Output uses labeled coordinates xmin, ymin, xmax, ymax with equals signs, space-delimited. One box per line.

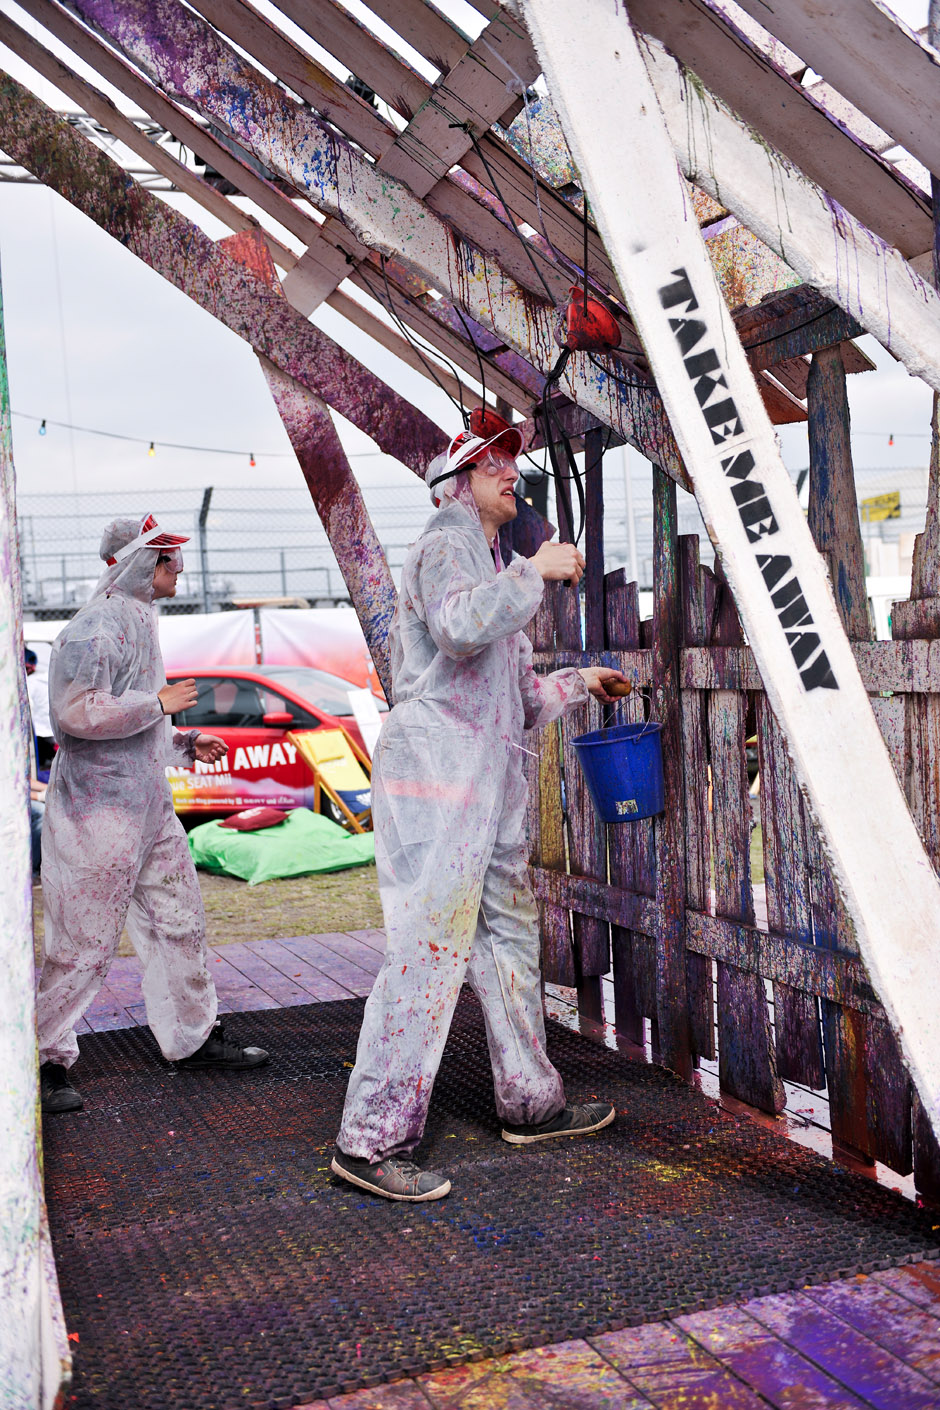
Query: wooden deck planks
xmin=743 ymin=1291 xmax=940 ymax=1408
xmin=592 ymin=1320 xmax=767 ymax=1407
xmin=874 ymin=1264 xmax=940 ymax=1318
xmin=804 ymin=1277 xmax=940 ymax=1385
xmin=675 ymin=1303 xmax=872 ymax=1408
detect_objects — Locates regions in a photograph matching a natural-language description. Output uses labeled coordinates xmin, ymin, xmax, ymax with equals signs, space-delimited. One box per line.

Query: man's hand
xmin=579 ymin=666 xmax=631 ymax=703
xmin=193 ymin=733 xmax=227 ymax=765
xmin=531 ymin=541 xmax=586 ymax=583
xmin=158 ymin=678 xmax=198 ymax=715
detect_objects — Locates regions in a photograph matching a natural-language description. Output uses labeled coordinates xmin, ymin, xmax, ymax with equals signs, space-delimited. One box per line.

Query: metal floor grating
xmin=45 ymin=991 xmax=940 ymax=1409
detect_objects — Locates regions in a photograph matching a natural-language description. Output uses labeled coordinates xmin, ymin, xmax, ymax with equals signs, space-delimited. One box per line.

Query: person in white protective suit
xmin=332 ymin=421 xmax=628 ymax=1201
xmin=36 ymin=514 xmax=269 ymax=1115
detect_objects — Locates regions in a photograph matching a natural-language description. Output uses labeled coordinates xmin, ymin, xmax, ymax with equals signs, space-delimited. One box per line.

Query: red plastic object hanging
xmin=556 ymin=284 xmax=621 ymax=353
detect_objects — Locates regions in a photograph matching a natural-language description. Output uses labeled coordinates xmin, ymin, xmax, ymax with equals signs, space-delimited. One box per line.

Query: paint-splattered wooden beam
xmin=18 ymin=0 xmax=324 ymax=253
xmin=220 ymin=231 xmax=397 ymax=701
xmin=0 ymin=8 xmax=296 ymax=272
xmin=282 ymin=6 xmax=541 ymax=315
xmin=733 ymin=0 xmax=940 ymax=180
xmin=635 ymin=31 xmax=940 ymax=393
xmin=628 ymin=0 xmax=934 ymax=263
xmin=60 ymin=0 xmax=686 ymax=482
xmin=0 ymin=70 xmax=446 ymax=478
xmin=0 ymin=259 xmax=70 ymax=1405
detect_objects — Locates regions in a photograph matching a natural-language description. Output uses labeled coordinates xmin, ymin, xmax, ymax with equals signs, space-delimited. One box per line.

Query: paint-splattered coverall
xmin=338 ymin=495 xmax=589 ymax=1161
xmin=35 ymin=526 xmax=217 ymax=1068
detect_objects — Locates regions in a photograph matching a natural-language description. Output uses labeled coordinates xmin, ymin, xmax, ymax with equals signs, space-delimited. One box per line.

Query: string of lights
xmin=13 ymin=410 xmax=390 ymax=461
xmin=15 ymin=409 xmax=933 ymax=460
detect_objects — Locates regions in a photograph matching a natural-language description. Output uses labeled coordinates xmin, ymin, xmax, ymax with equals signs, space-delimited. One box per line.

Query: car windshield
xmin=255 ymin=665 xmax=388 ymax=715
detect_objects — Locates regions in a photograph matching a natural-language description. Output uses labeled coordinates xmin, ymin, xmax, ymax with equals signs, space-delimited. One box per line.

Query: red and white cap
xmin=104 ymin=514 xmax=189 ymax=566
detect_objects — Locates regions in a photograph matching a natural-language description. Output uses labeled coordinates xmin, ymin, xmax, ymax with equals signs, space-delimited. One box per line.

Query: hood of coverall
xmin=91 ymin=516 xmax=184 ymax=606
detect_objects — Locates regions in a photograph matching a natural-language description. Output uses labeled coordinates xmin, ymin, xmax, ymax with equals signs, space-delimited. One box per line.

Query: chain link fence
xmin=16 ymin=460 xmax=924 ymax=621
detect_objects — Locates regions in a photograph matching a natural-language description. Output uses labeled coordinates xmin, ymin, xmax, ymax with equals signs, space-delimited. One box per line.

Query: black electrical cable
xmin=587 ymin=351 xmax=655 ymax=390
xmin=459 ymin=126 xmax=560 ymax=309
xmin=358 ymin=263 xmax=470 ymax=426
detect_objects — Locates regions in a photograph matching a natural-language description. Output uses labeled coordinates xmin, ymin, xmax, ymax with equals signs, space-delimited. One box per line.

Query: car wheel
xmin=319 ymin=794 xmax=347 ymax=827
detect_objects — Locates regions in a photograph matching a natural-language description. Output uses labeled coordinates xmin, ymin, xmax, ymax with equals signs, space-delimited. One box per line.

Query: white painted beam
xmin=521 ymin=0 xmax=940 ymax=1140
xmin=733 ymin=0 xmax=940 ymax=179
xmin=627 ymin=0 xmax=933 ymax=260
xmin=635 ymin=31 xmax=940 ymax=390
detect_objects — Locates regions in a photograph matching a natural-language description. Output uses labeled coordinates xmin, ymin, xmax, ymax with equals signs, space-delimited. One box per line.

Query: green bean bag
xmin=188 ymin=807 xmax=375 ymax=885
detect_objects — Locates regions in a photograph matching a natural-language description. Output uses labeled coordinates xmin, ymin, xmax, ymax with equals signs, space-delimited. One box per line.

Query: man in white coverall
xmin=332 ymin=421 xmax=627 ymax=1201
xmin=36 ymin=515 xmax=269 ymax=1115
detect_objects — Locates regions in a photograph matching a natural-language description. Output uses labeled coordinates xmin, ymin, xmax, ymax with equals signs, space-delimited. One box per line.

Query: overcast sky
xmin=0 ymin=0 xmax=934 ymax=510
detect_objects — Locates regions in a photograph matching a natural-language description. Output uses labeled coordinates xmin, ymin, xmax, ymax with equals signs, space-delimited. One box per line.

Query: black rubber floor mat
xmin=45 ymin=993 xmax=940 ymax=1409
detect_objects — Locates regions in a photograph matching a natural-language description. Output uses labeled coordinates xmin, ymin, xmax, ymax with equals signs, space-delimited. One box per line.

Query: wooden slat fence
xmin=527 ymin=456 xmax=940 ymax=1198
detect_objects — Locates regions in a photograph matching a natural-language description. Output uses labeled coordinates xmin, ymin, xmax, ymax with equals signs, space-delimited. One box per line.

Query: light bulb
xmin=39 ymin=419 xmax=47 ymax=436
xmin=148 ymin=441 xmax=155 ymax=458
xmin=249 ymin=452 xmax=256 ymax=468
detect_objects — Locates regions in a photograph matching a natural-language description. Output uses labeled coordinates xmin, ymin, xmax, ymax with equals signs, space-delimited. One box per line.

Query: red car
xmin=165 ymin=665 xmax=386 ymax=818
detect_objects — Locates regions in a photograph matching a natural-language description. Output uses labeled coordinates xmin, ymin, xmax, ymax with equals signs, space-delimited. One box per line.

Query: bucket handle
xmin=610 ymin=686 xmax=659 ymax=739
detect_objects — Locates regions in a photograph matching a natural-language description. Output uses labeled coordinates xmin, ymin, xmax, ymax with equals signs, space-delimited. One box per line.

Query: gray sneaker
xmin=501 ymin=1100 xmax=615 ymax=1145
xmin=331 ymin=1148 xmax=451 ymax=1202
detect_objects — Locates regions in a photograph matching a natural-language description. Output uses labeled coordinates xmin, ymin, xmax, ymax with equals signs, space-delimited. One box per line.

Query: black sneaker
xmin=331 ymin=1148 xmax=451 ymax=1202
xmin=40 ymin=1062 xmax=83 ymax=1114
xmin=176 ymin=1021 xmax=269 ymax=1070
xmin=501 ymin=1100 xmax=615 ymax=1145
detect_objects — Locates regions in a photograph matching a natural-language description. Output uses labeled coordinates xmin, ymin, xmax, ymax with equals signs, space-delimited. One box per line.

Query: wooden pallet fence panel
xmin=803 ymin=344 xmax=911 ymax=1172
xmin=651 ymin=466 xmax=692 ymax=1078
xmin=536 ymin=721 xmax=575 ymax=988
xmin=709 ymin=687 xmax=784 ymax=1112
xmin=605 ymin=569 xmax=653 ymax=1044
xmin=899 ymin=689 xmax=940 ymax=1185
xmin=560 ymin=684 xmax=611 ymax=979
xmin=757 ymin=696 xmax=825 ymax=1088
xmin=679 ymin=537 xmax=718 ymax=1060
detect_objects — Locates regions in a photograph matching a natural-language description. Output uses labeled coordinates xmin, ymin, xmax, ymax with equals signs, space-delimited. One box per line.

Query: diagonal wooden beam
xmin=733 ymin=0 xmax=940 ymax=179
xmin=219 ymin=230 xmax=397 ymax=702
xmin=627 ymin=0 xmax=934 ymax=262
xmin=0 ymin=9 xmax=296 ymax=271
xmin=282 ymin=6 xmax=542 ymax=314
xmin=633 ymin=30 xmax=940 ymax=391
xmin=523 ymin=0 xmax=940 ymax=1141
xmin=0 ymin=71 xmax=446 ymax=476
xmin=16 ymin=0 xmax=325 ymax=252
xmin=61 ymin=0 xmax=687 ymax=481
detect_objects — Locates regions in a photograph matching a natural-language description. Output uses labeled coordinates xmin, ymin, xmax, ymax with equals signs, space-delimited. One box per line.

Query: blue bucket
xmin=571 ymin=720 xmax=665 ymax=823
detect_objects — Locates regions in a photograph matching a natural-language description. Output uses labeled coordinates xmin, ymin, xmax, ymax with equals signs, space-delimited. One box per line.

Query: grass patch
xmin=33 ymin=862 xmax=383 ymax=957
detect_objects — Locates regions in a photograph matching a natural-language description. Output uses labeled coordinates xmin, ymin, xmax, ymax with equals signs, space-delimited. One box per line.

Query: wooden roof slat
xmin=733 ymin=0 xmax=940 ymax=179
xmin=766 ymin=356 xmax=810 ymax=400
xmin=359 ymin=0 xmax=471 ymax=75
xmin=273 ymin=0 xmax=432 ymax=121
xmin=18 ymin=0 xmax=327 ymax=251
xmin=0 ymin=8 xmax=296 ymax=271
xmin=0 ymin=68 xmax=447 ymax=474
xmin=346 ymin=266 xmax=537 ymax=414
xmin=325 ymin=288 xmax=483 ymax=411
xmin=184 ymin=0 xmax=396 ymax=157
xmin=377 ymin=9 xmax=542 ymax=197
xmin=628 ymin=0 xmax=934 ymax=259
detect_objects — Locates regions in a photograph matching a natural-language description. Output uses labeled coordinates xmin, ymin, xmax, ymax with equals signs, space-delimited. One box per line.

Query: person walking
xmin=332 ymin=420 xmax=626 ymax=1201
xmin=36 ymin=514 xmax=269 ymax=1114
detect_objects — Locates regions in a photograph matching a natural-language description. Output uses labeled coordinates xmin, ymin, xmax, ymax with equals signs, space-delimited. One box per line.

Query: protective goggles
xmin=427 ymin=433 xmax=519 ymax=493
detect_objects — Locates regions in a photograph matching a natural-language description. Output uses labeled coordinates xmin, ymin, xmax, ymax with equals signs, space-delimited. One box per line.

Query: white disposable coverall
xmin=36 ymin=518 xmax=218 ymax=1067
xmin=338 ymin=475 xmax=589 ymax=1161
